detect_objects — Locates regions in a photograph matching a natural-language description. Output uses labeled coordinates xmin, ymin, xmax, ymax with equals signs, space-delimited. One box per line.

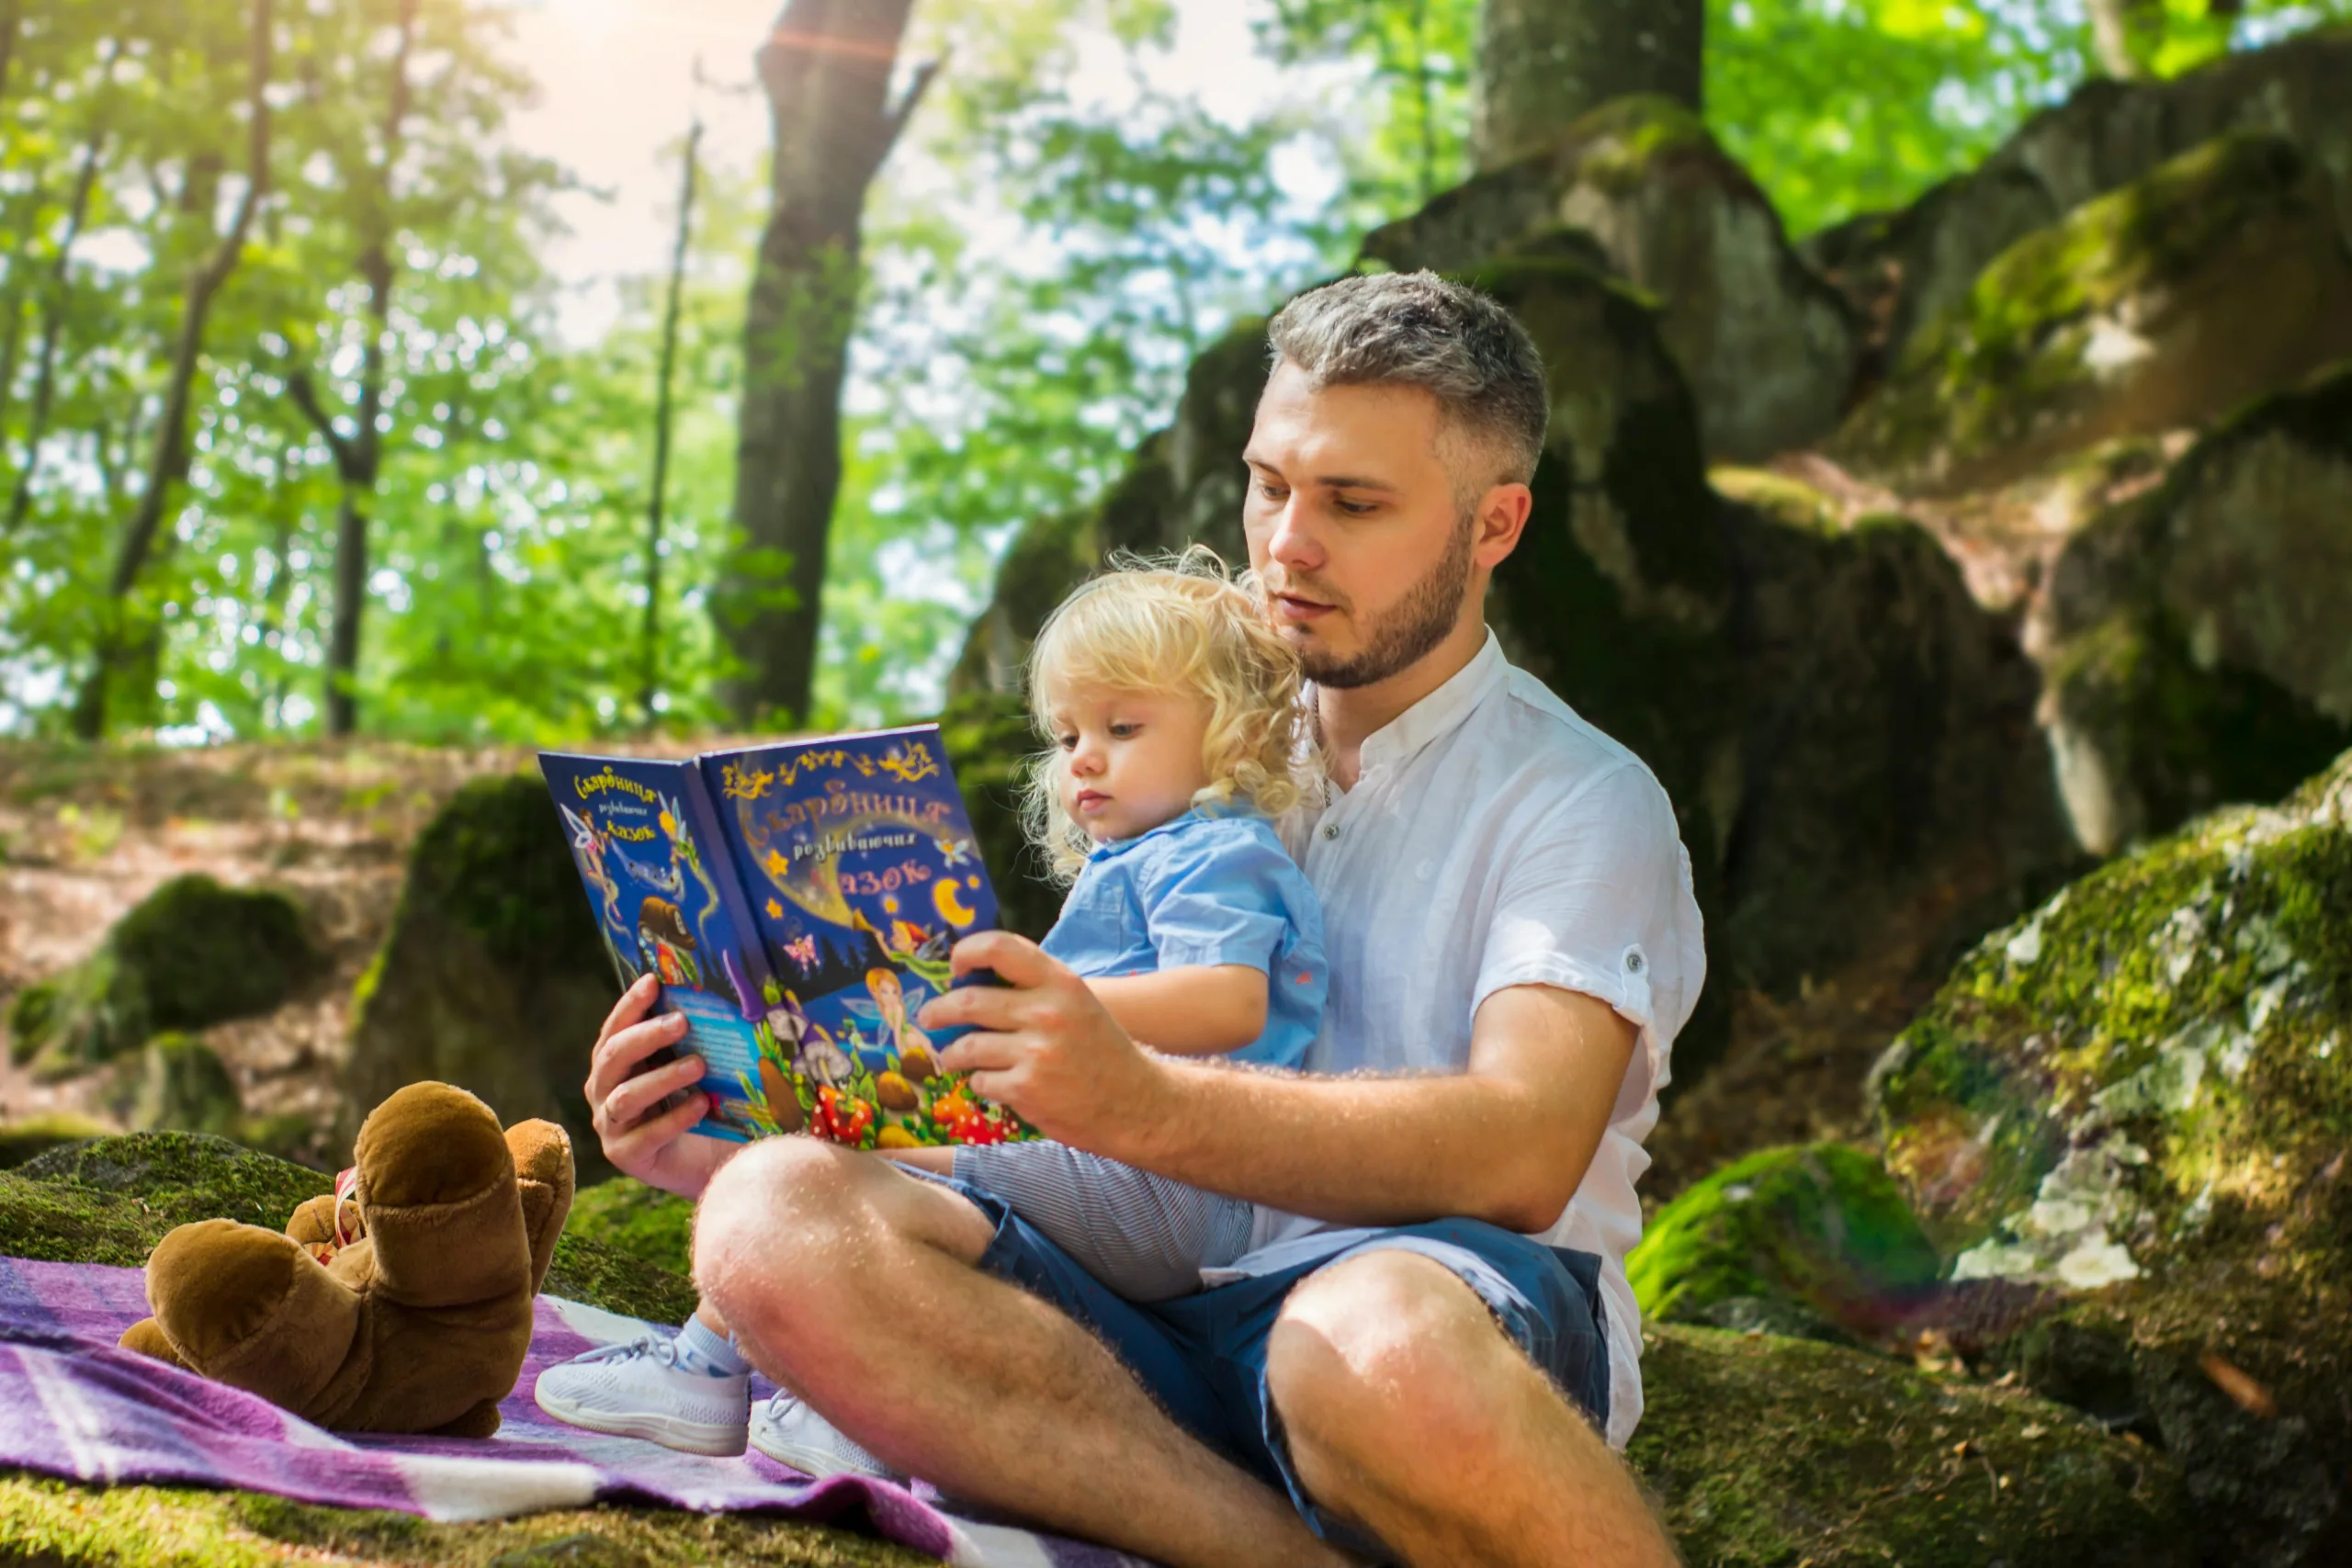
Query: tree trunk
xmin=72 ymin=0 xmax=273 ymax=740
xmin=1472 ymin=0 xmax=1703 ymax=170
xmin=2086 ymin=0 xmax=2151 ymax=80
xmin=8 ymin=54 xmax=116 ymax=536
xmin=0 ymin=0 xmax=21 ymax=107
xmin=300 ymin=0 xmax=416 ymax=739
xmin=718 ymin=0 xmax=937 ymax=727
xmin=642 ymin=116 xmax=702 ymax=728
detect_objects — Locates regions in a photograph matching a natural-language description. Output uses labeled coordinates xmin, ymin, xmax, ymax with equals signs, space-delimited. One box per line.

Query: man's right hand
xmin=585 ymin=975 xmax=734 ymax=1200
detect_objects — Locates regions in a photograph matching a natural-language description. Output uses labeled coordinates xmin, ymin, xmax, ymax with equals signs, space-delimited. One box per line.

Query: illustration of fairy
xmin=559 ymin=803 xmax=638 ymax=984
xmin=862 ymin=967 xmax=941 ymax=1080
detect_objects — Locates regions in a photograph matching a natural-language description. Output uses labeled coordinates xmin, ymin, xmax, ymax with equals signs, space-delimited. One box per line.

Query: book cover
xmin=699 ymin=724 xmax=1029 ymax=1149
xmin=537 ymin=751 xmax=788 ymax=1144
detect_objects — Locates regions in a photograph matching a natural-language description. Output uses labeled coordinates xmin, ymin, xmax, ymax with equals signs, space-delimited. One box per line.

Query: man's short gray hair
xmin=1265 ymin=271 xmax=1549 ymax=487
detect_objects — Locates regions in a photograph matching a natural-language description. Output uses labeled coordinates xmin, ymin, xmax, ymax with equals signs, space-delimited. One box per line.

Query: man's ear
xmin=1474 ymin=482 xmax=1534 ymax=569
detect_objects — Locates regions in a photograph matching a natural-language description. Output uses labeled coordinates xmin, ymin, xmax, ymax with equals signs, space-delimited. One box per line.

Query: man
xmin=586 ymin=272 xmax=1702 ymax=1567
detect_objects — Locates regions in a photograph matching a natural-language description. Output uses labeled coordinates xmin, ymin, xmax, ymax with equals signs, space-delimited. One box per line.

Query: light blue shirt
xmin=1041 ymin=808 xmax=1327 ymax=1069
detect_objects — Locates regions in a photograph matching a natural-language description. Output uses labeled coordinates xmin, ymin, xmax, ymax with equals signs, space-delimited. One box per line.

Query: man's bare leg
xmin=694 ymin=1137 xmax=1350 ymax=1568
xmin=1267 ymin=1250 xmax=1681 ymax=1568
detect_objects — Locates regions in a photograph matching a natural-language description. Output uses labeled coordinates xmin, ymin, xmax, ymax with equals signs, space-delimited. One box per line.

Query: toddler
xmin=535 ymin=551 xmax=1326 ymax=1472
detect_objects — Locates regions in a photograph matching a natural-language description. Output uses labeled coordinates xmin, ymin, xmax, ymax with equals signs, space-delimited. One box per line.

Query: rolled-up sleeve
xmin=1472 ymin=761 xmax=1700 ymax=1094
xmin=1136 ymin=828 xmax=1301 ymax=974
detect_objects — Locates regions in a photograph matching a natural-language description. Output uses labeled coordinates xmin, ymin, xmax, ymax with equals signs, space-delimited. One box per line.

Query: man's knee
xmin=692 ymin=1137 xmax=870 ymax=1335
xmin=1265 ymin=1250 xmax=1522 ymax=1472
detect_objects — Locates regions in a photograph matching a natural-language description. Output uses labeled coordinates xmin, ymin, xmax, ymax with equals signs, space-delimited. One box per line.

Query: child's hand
xmin=918 ymin=931 xmax=1171 ymax=1151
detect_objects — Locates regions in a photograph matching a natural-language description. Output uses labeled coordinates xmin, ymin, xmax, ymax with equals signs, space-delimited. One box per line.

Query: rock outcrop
xmin=2034 ymin=364 xmax=2352 ymax=853
xmin=341 ymin=776 xmax=619 ymax=1180
xmin=952 ymin=249 xmax=2075 ymax=1080
xmin=1833 ymin=133 xmax=2352 ymax=497
xmin=1804 ymin=27 xmax=2352 ymax=375
xmin=1366 ymin=96 xmax=1860 ymax=463
xmin=4 ymin=874 xmax=322 ymax=1079
xmin=1872 ymin=748 xmax=2352 ymax=1567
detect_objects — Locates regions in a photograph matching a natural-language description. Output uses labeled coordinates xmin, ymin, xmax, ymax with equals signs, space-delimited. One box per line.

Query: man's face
xmin=1241 ymin=362 xmax=1510 ymax=690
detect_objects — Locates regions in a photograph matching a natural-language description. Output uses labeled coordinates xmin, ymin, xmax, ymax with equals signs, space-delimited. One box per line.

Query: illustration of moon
xmin=933 ymin=876 xmax=978 ymax=928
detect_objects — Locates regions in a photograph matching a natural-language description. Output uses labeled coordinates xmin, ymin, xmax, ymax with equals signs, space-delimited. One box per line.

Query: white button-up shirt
xmin=1221 ymin=630 xmax=1705 ymax=1450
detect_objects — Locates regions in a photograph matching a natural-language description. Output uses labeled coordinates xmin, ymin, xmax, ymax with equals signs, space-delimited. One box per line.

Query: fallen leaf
xmin=2200 ymin=1352 xmax=2278 ymax=1418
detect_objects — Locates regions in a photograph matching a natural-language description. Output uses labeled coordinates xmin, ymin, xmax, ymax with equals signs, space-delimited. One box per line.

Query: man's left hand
xmin=919 ymin=931 xmax=1166 ymax=1150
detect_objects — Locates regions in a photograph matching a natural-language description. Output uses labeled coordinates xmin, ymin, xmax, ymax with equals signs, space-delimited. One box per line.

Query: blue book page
xmin=698 ymin=724 xmax=1031 ymax=1148
xmin=536 ymin=752 xmax=783 ymax=1144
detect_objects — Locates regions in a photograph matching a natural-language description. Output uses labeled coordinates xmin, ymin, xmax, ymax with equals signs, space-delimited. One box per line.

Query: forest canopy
xmin=1 ymin=0 xmax=2344 ymax=743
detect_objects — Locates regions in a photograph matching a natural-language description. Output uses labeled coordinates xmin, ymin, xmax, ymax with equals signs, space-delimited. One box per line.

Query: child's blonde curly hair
xmin=1021 ymin=547 xmax=1317 ymax=884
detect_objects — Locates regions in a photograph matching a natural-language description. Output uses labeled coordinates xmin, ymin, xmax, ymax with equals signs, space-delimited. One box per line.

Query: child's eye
xmin=1108 ymin=721 xmax=1139 ymax=739
xmin=1055 ymin=733 xmax=1077 ymax=751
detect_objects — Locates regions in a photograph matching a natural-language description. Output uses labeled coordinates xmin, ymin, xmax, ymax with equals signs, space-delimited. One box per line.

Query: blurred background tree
xmin=0 ymin=0 xmax=2345 ymax=742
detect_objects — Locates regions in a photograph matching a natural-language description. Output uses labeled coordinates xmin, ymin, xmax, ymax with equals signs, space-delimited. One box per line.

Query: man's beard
xmin=1291 ymin=510 xmax=1477 ymax=691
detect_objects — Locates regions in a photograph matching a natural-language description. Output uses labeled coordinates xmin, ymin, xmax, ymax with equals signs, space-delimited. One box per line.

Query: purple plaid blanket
xmin=0 ymin=1256 xmax=1148 ymax=1568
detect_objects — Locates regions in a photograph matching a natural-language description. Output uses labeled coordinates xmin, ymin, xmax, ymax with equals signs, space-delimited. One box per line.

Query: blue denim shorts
xmin=913 ymin=1170 xmax=1609 ymax=1556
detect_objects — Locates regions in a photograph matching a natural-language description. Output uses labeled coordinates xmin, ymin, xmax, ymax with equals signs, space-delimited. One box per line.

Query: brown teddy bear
xmin=118 ymin=1080 xmax=573 ymax=1438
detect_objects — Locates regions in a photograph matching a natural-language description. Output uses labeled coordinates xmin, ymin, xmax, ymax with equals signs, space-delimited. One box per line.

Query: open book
xmin=538 ymin=725 xmax=1031 ymax=1148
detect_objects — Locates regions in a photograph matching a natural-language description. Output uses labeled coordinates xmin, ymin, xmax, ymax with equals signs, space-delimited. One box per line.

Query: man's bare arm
xmin=1087 ymin=964 xmax=1268 ymax=1057
xmin=925 ymin=933 xmax=1636 ymax=1232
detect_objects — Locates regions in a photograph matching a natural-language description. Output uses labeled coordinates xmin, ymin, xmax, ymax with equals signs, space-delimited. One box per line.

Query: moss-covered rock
xmin=1628 ymin=1144 xmax=1943 ymax=1343
xmin=98 ymin=1032 xmax=244 ymax=1140
xmin=1803 ymin=27 xmax=2352 ymax=375
xmin=1627 ymin=1324 xmax=2192 ymax=1567
xmin=343 ymin=775 xmax=620 ymax=1181
xmin=1872 ymin=748 xmax=2352 ymax=1565
xmin=2035 ymin=364 xmax=2352 ymax=853
xmin=1836 ymin=133 xmax=2352 ymax=496
xmin=1367 ymin=96 xmax=1860 ymax=463
xmin=5 ymin=874 xmax=321 ymax=1078
xmin=0 ymin=1112 xmax=107 ymax=1170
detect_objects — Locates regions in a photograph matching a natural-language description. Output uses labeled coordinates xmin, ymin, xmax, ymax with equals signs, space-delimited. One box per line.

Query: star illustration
xmin=765 ymin=897 xmax=784 ymax=919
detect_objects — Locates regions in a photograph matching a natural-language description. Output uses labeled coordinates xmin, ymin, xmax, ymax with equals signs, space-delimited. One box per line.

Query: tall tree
xmin=1472 ymin=0 xmax=1702 ymax=168
xmin=288 ymin=0 xmax=418 ymax=738
xmin=718 ymin=0 xmax=938 ymax=727
xmin=73 ymin=0 xmax=274 ymax=739
xmin=642 ymin=111 xmax=703 ymax=728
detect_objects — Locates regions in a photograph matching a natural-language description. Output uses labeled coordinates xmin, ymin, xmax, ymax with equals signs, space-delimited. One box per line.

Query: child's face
xmin=1046 ymin=683 xmax=1214 ymax=844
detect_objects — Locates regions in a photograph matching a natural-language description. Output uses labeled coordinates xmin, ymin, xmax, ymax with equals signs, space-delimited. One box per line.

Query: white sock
xmin=673 ymin=1314 xmax=752 ymax=1378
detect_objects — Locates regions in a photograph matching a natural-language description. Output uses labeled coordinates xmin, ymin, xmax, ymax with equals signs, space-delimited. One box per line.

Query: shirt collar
xmin=1352 ymin=629 xmax=1508 ymax=777
xmin=1087 ymin=806 xmax=1213 ymax=863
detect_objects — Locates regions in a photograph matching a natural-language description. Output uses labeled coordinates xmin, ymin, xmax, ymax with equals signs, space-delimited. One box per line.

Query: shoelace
xmin=573 ymin=1334 xmax=683 ymax=1371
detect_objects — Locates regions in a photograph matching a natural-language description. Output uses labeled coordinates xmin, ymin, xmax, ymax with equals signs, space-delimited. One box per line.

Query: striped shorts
xmin=952 ymin=1140 xmax=1255 ymax=1302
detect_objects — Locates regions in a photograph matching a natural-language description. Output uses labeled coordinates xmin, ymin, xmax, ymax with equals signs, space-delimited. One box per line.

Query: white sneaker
xmin=533 ymin=1335 xmax=750 ymax=1457
xmin=749 ymin=1388 xmax=897 ymax=1480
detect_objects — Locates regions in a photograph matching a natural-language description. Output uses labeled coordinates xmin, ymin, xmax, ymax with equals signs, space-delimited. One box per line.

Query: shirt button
xmin=1321 ymin=823 xmax=1340 ymax=840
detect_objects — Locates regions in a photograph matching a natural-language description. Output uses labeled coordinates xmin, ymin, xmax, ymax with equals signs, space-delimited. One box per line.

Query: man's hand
xmin=584 ymin=975 xmax=735 ymax=1199
xmin=919 ymin=931 xmax=1171 ymax=1150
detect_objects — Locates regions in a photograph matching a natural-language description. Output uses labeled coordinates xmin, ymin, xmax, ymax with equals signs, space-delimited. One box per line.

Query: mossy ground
xmin=564 ymin=1178 xmax=696 ymax=1280
xmin=1631 ymin=1325 xmax=2191 ymax=1568
xmin=0 ymin=1473 xmax=929 ymax=1567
